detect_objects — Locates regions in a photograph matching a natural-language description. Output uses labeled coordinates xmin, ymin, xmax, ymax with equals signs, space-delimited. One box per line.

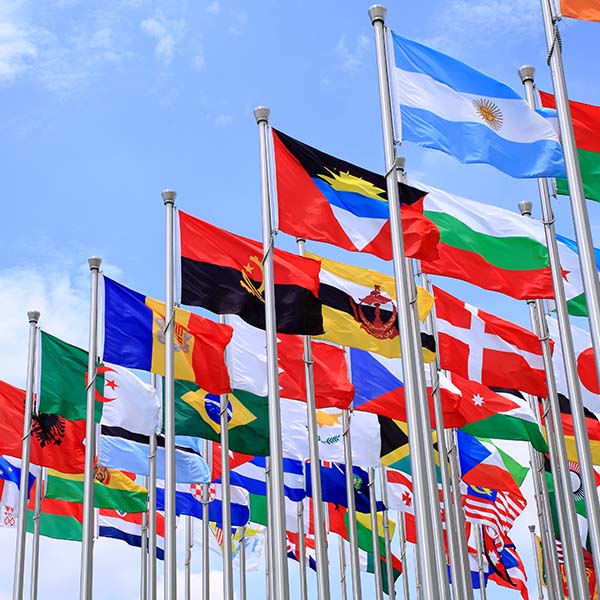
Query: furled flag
xmin=559 ymin=0 xmax=600 ymax=22
xmin=45 ymin=468 xmax=147 ymax=513
xmin=415 ymin=179 xmax=557 ymax=300
xmin=99 ymin=509 xmax=165 ymax=559
xmin=434 ymin=286 xmax=548 ymax=396
xmin=308 ymin=252 xmax=435 ymax=360
xmin=390 ymin=32 xmax=565 ymax=178
xmin=99 ymin=427 xmax=210 ymax=484
xmin=540 ymin=91 xmax=600 ymax=200
xmin=178 ymin=211 xmax=323 ymax=335
xmin=272 ymin=128 xmax=439 ymax=260
xmin=0 ymin=456 xmax=35 ymax=528
xmin=102 ymin=276 xmax=232 ymax=395
xmin=547 ymin=316 xmax=600 ymax=413
xmin=0 ymin=379 xmax=86 ymax=474
xmin=37 ymin=332 xmax=160 ymax=433
xmin=26 ymin=486 xmax=83 ymax=542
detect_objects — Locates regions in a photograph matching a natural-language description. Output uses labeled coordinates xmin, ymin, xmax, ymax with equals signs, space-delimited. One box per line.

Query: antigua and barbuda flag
xmin=272 ymin=128 xmax=440 ymax=261
xmin=390 ymin=32 xmax=565 ymax=179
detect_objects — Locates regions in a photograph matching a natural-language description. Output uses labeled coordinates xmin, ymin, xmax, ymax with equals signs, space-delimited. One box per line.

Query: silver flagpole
xmin=516 ymin=187 xmax=589 ymax=594
xmin=141 ymin=476 xmax=149 ymax=600
xmin=265 ymin=457 xmax=273 ymax=600
xmin=379 ymin=468 xmax=395 ymax=600
xmin=396 ymin=511 xmax=410 ymax=600
xmin=474 ymin=526 xmax=487 ymax=600
xmin=162 ymin=189 xmax=177 ymax=600
xmin=219 ymin=314 xmax=234 ymax=600
xmin=341 ymin=350 xmax=362 ymax=600
xmin=148 ymin=373 xmax=159 ymax=600
xmin=238 ymin=526 xmax=247 ymax=600
xmin=529 ymin=525 xmax=545 ymax=600
xmin=297 ymin=502 xmax=308 ymax=600
xmin=296 ymin=237 xmax=331 ymax=600
xmin=254 ymin=106 xmax=290 ymax=600
xmin=339 ymin=535 xmax=348 ymax=600
xmin=29 ymin=466 xmax=45 ymax=600
xmin=368 ymin=7 xmax=444 ymax=597
xmin=184 ymin=516 xmax=192 ymax=600
xmin=80 ymin=257 xmax=102 ymax=600
xmin=368 ymin=467 xmax=384 ymax=600
xmin=201 ymin=439 xmax=211 ymax=600
xmin=12 ymin=310 xmax=39 ymax=600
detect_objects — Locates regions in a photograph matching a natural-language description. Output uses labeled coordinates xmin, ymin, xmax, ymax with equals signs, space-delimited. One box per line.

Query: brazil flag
xmin=173 ymin=381 xmax=269 ymax=456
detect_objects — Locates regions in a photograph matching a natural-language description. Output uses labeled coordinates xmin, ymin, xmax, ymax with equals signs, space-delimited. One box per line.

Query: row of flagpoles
xmin=4 ymin=1 xmax=600 ymax=599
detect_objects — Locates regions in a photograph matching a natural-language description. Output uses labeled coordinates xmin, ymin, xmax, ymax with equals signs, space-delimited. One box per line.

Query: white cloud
xmin=228 ymin=12 xmax=247 ymax=36
xmin=140 ymin=10 xmax=186 ymax=66
xmin=0 ymin=1 xmax=38 ymax=81
xmin=192 ymin=47 xmax=206 ymax=71
xmin=207 ymin=2 xmax=220 ymax=15
xmin=335 ymin=34 xmax=370 ymax=75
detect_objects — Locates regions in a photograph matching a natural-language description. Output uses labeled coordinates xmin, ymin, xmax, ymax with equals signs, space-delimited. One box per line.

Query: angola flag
xmin=178 ymin=211 xmax=323 ymax=335
xmin=273 ymin=129 xmax=439 ymax=261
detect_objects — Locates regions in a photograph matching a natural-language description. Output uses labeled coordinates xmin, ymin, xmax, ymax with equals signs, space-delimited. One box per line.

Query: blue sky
xmin=0 ymin=0 xmax=599 ymax=598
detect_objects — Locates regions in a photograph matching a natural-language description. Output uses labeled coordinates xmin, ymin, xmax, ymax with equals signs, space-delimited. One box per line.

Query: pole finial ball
xmin=518 ymin=65 xmax=535 ymax=84
xmin=369 ymin=5 xmax=387 ymax=23
xmin=518 ymin=201 xmax=533 ymax=217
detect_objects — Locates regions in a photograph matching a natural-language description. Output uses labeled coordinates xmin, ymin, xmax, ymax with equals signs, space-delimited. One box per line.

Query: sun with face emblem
xmin=473 ymin=98 xmax=504 ymax=131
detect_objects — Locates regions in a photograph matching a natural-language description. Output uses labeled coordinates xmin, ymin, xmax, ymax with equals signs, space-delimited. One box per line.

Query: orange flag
xmin=561 ymin=0 xmax=600 ymax=22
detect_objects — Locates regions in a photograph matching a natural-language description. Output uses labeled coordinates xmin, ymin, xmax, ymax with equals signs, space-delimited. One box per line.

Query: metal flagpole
xmin=379 ymin=468 xmax=395 ymax=600
xmin=368 ymin=7 xmax=444 ymax=597
xmin=396 ymin=511 xmax=410 ymax=600
xmin=529 ymin=525 xmax=545 ymax=600
xmin=80 ymin=257 xmax=102 ymax=600
xmin=219 ymin=314 xmax=234 ymax=600
xmin=162 ymin=189 xmax=177 ymax=600
xmin=341 ymin=350 xmax=362 ymax=600
xmin=12 ymin=310 xmax=39 ymax=600
xmin=202 ymin=439 xmax=211 ymax=600
xmin=296 ymin=237 xmax=331 ymax=600
xmin=516 ymin=183 xmax=589 ymax=596
xmin=184 ymin=516 xmax=192 ymax=600
xmin=297 ymin=502 xmax=308 ymax=600
xmin=254 ymin=106 xmax=290 ymax=600
xmin=141 ymin=476 xmax=149 ymax=600
xmin=368 ymin=467 xmax=384 ymax=600
xmin=339 ymin=535 xmax=348 ymax=600
xmin=148 ymin=374 xmax=159 ymax=600
xmin=265 ymin=457 xmax=273 ymax=600
xmin=474 ymin=526 xmax=487 ymax=600
xmin=238 ymin=526 xmax=247 ymax=600
xmin=29 ymin=466 xmax=45 ymax=600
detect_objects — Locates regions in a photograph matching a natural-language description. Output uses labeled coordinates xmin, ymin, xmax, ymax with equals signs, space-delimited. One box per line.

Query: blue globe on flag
xmin=204 ymin=394 xmax=232 ymax=425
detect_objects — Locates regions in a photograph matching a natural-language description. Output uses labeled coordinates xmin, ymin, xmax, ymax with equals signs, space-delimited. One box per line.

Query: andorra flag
xmin=272 ymin=129 xmax=440 ymax=261
xmin=178 ymin=211 xmax=323 ymax=335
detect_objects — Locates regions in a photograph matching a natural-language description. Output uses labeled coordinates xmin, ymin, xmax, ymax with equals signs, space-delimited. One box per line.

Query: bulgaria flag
xmin=434 ymin=286 xmax=548 ymax=397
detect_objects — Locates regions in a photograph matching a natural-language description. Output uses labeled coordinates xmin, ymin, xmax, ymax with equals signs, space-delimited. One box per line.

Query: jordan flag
xmin=272 ymin=129 xmax=440 ymax=261
xmin=434 ymin=286 xmax=547 ymax=397
xmin=178 ymin=211 xmax=323 ymax=335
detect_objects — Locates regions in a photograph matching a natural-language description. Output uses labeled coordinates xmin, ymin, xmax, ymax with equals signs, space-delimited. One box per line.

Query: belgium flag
xmin=178 ymin=211 xmax=323 ymax=335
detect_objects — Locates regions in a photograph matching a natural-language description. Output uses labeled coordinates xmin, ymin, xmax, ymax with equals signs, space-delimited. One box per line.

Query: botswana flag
xmin=273 ymin=129 xmax=439 ymax=261
xmin=178 ymin=212 xmax=323 ymax=335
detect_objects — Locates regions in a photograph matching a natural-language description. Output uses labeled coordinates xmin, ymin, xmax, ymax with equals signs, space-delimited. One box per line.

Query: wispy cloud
xmin=140 ymin=9 xmax=186 ymax=66
xmin=335 ymin=34 xmax=370 ymax=74
xmin=206 ymin=1 xmax=220 ymax=15
xmin=228 ymin=12 xmax=248 ymax=36
xmin=0 ymin=1 xmax=38 ymax=81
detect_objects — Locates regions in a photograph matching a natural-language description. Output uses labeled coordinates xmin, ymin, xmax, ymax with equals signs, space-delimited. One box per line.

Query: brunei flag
xmin=272 ymin=129 xmax=440 ymax=261
xmin=178 ymin=211 xmax=323 ymax=335
xmin=102 ymin=276 xmax=232 ymax=395
xmin=309 ymin=252 xmax=435 ymax=360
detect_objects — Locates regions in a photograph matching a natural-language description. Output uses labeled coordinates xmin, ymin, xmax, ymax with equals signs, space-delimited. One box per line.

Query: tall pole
xmin=339 ymin=535 xmax=348 ymax=600
xmin=368 ymin=7 xmax=445 ymax=597
xmin=148 ymin=374 xmax=159 ymax=600
xmin=254 ymin=105 xmax=290 ymax=600
xmin=12 ymin=310 xmax=39 ymax=600
xmin=379 ymin=469 xmax=395 ymax=600
xmin=201 ymin=439 xmax=211 ymax=600
xmin=265 ymin=457 xmax=273 ymax=600
xmin=29 ymin=467 xmax=44 ymax=600
xmin=80 ymin=256 xmax=102 ymax=600
xmin=184 ymin=516 xmax=192 ymax=600
xmin=238 ymin=526 xmax=247 ymax=600
xmin=296 ymin=237 xmax=331 ymax=600
xmin=529 ymin=524 xmax=546 ymax=600
xmin=219 ymin=314 xmax=234 ymax=600
xmin=396 ymin=511 xmax=410 ymax=600
xmin=368 ymin=467 xmax=384 ymax=600
xmin=474 ymin=526 xmax=487 ymax=600
xmin=162 ymin=189 xmax=177 ymax=600
xmin=297 ymin=502 xmax=309 ymax=600
xmin=141 ymin=476 xmax=149 ymax=600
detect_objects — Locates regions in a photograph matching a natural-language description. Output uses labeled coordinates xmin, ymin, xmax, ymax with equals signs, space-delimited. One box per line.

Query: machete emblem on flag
xmin=31 ymin=413 xmax=66 ymax=448
xmin=473 ymin=98 xmax=503 ymax=131
xmin=350 ymin=285 xmax=398 ymax=340
xmin=240 ymin=256 xmax=265 ymax=302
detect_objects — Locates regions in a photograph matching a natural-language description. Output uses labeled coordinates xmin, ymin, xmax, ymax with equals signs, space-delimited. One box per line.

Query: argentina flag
xmin=390 ymin=32 xmax=566 ymax=179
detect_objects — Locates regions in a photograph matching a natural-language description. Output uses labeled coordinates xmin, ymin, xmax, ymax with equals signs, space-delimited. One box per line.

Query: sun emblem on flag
xmin=473 ymin=99 xmax=504 ymax=131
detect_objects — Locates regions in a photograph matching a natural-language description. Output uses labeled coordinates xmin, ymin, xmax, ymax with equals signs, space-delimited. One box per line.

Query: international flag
xmin=99 ymin=509 xmax=165 ymax=559
xmin=0 ymin=379 xmax=86 ymax=474
xmin=559 ymin=0 xmax=600 ymax=21
xmin=178 ymin=211 xmax=323 ymax=335
xmin=434 ymin=285 xmax=548 ymax=397
xmin=486 ymin=536 xmax=529 ymax=600
xmin=272 ymin=128 xmax=439 ymax=261
xmin=0 ymin=457 xmax=34 ymax=527
xmin=209 ymin=442 xmax=253 ymax=481
xmin=25 ymin=487 xmax=83 ymax=542
xmin=390 ymin=32 xmax=565 ymax=178
xmin=308 ymin=252 xmax=435 ymax=360
xmin=102 ymin=276 xmax=232 ymax=395
xmin=287 ymin=531 xmax=317 ymax=572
